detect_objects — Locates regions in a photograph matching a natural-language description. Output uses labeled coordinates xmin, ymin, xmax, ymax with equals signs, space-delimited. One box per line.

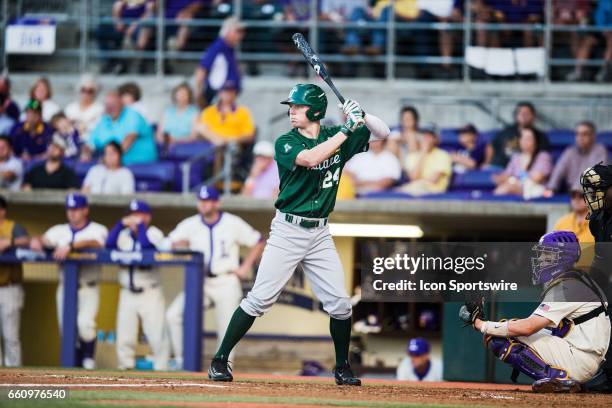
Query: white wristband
xmin=480 ymin=321 xmax=509 ymax=337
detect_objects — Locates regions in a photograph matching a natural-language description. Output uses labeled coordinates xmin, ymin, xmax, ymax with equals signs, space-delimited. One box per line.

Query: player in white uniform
xmin=0 ymin=196 xmax=30 ymax=367
xmin=460 ymin=230 xmax=611 ymax=393
xmin=165 ymin=186 xmax=265 ymax=368
xmin=106 ymin=199 xmax=169 ymax=370
xmin=30 ymin=193 xmax=108 ymax=370
xmin=396 ymin=337 xmax=443 ymax=382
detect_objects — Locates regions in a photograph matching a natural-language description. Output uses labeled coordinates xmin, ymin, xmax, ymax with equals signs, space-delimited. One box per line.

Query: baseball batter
xmin=165 ymin=186 xmax=265 ymax=368
xmin=460 ymin=231 xmax=610 ymax=393
xmin=0 ymin=196 xmax=30 ymax=367
xmin=30 ymin=193 xmax=108 ymax=370
xmin=106 ymin=199 xmax=169 ymax=370
xmin=207 ymin=83 xmax=390 ymax=385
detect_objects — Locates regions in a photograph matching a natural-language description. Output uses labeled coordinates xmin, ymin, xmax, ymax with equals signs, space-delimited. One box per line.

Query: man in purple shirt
xmin=10 ymin=100 xmax=54 ymax=162
xmin=546 ymin=121 xmax=609 ymax=195
xmin=194 ymin=16 xmax=244 ymax=107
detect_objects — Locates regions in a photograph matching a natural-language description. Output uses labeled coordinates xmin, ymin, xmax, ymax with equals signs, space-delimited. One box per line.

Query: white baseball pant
xmin=0 ymin=284 xmax=24 ymax=367
xmin=56 ymin=284 xmax=99 ymax=342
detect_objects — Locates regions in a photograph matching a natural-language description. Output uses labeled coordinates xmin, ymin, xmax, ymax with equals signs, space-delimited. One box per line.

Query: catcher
xmin=460 ymin=230 xmax=610 ymax=393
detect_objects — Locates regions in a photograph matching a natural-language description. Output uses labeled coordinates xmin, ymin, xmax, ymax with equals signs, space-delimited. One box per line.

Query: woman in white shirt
xmin=29 ymin=77 xmax=61 ymax=122
xmin=82 ymin=141 xmax=135 ymax=194
xmin=65 ymin=74 xmax=104 ymax=143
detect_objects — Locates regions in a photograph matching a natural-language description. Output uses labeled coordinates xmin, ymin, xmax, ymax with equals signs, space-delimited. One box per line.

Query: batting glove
xmin=341 ymin=111 xmax=365 ymax=136
xmin=340 ymin=99 xmax=365 ymax=117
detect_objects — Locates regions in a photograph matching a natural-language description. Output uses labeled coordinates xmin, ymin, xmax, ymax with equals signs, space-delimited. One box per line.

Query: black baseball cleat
xmin=532 ymin=378 xmax=581 ymax=393
xmin=334 ymin=361 xmax=361 ymax=386
xmin=208 ymin=356 xmax=233 ymax=382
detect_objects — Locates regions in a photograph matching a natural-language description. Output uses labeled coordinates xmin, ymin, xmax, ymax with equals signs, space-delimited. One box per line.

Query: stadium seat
xmin=166 ymin=141 xmax=215 ymax=162
xmin=128 ymin=161 xmax=176 ymax=192
xmin=546 ymin=129 xmax=574 ymax=148
xmin=73 ymin=161 xmax=96 ymax=180
xmin=597 ymin=131 xmax=612 ymax=147
xmin=450 ymin=169 xmax=497 ymax=191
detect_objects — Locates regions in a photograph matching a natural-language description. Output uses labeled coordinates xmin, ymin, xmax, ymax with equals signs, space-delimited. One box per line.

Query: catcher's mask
xmin=580 ymin=163 xmax=612 ymax=213
xmin=531 ymin=231 xmax=581 ymax=285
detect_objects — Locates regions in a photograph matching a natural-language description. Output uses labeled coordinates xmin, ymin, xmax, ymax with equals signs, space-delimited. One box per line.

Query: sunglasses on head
xmin=80 ymin=87 xmax=95 ymax=94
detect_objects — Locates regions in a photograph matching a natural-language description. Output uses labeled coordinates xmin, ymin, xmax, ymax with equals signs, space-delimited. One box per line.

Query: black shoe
xmin=582 ymin=370 xmax=612 ymax=393
xmin=532 ymin=378 xmax=581 ymax=393
xmin=208 ymin=356 xmax=233 ymax=382
xmin=334 ymin=361 xmax=361 ymax=386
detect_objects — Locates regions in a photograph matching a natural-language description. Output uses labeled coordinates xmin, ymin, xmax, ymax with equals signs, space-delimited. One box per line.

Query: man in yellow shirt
xmin=398 ymin=127 xmax=452 ymax=195
xmin=553 ymin=187 xmax=594 ymax=243
xmin=193 ymin=80 xmax=255 ymax=146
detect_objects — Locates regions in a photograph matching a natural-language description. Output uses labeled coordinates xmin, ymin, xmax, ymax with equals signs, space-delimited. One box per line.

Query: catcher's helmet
xmin=280 ymin=83 xmax=327 ymax=121
xmin=580 ymin=163 xmax=612 ymax=212
xmin=531 ymin=231 xmax=581 ymax=285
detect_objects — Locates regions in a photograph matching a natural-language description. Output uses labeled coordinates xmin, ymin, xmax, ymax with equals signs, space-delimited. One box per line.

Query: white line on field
xmin=0 ymin=383 xmax=227 ymax=389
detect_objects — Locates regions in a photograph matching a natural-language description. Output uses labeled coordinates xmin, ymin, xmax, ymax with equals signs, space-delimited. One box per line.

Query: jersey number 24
xmin=322 ymin=168 xmax=340 ymax=189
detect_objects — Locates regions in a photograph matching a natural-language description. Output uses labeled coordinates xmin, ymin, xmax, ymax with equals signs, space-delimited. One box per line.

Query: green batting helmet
xmin=280 ymin=83 xmax=327 ymax=121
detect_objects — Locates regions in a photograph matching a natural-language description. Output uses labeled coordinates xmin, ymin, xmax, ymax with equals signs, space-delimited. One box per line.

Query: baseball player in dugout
xmin=460 ymin=230 xmax=611 ymax=393
xmin=207 ymin=83 xmax=390 ymax=385
xmin=106 ymin=199 xmax=170 ymax=371
xmin=165 ymin=185 xmax=265 ymax=369
xmin=30 ymin=193 xmax=108 ymax=370
xmin=580 ymin=163 xmax=612 ymax=392
xmin=0 ymin=195 xmax=30 ymax=367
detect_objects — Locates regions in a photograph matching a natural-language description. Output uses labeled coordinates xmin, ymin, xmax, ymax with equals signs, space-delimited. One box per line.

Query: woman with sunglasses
xmin=65 ymin=74 xmax=104 ymax=143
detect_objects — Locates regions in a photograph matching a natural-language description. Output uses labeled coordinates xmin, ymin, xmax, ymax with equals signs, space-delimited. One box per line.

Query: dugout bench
xmin=1 ymin=248 xmax=205 ymax=372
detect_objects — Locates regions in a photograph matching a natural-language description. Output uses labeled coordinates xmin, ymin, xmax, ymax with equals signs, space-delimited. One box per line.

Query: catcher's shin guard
xmin=485 ymin=336 xmax=571 ymax=382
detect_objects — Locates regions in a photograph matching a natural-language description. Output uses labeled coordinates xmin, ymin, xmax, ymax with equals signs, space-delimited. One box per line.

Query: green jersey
xmin=274 ymin=124 xmax=371 ymax=218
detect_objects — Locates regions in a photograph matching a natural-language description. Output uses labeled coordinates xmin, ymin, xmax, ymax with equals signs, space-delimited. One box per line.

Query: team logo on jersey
xmin=284 ymin=143 xmax=292 ymax=153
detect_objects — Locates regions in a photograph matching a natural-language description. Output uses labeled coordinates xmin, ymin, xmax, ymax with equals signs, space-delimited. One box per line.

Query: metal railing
xmin=1 ymin=0 xmax=611 ymax=82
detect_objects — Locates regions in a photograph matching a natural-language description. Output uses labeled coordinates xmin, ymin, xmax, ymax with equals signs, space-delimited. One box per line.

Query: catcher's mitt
xmin=458 ymin=297 xmax=485 ymax=327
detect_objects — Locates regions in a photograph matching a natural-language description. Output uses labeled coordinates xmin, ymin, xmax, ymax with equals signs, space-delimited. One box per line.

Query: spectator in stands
xmin=593 ymin=0 xmax=612 ymax=82
xmin=10 ymin=100 xmax=54 ymax=162
xmin=485 ymin=101 xmax=549 ymax=169
xmin=450 ymin=124 xmax=486 ymax=174
xmin=195 ymin=16 xmax=244 ymax=107
xmin=472 ymin=0 xmax=544 ymax=48
xmin=0 ymin=195 xmax=30 ymax=367
xmin=0 ymin=137 xmax=23 ymax=191
xmin=89 ymin=90 xmax=157 ymax=165
xmin=397 ymin=337 xmax=443 ymax=381
xmin=29 ymin=77 xmax=61 ymax=122
xmin=0 ymin=76 xmax=20 ymax=122
xmin=414 ymin=0 xmax=462 ymax=78
xmin=156 ymin=82 xmax=199 ymax=146
xmin=345 ymin=138 xmax=402 ymax=195
xmin=319 ymin=1 xmax=367 ymax=55
xmin=22 ymin=136 xmax=80 ymax=191
xmin=82 ymin=142 xmax=135 ymax=195
xmin=546 ymin=121 xmax=608 ymax=195
xmin=98 ymin=0 xmax=156 ymax=74
xmin=397 ymin=126 xmax=452 ymax=195
xmin=0 ymin=80 xmax=17 ymax=135
xmin=387 ymin=106 xmax=421 ymax=159
xmin=165 ymin=0 xmax=204 ymax=52
xmin=64 ymin=74 xmax=104 ymax=143
xmin=241 ymin=140 xmax=280 ymax=199
xmin=50 ymin=113 xmax=81 ymax=160
xmin=554 ymin=1 xmax=592 ymax=82
xmin=118 ymin=82 xmax=152 ymax=124
xmin=553 ymin=186 xmax=594 ymax=243
xmin=193 ymin=80 xmax=255 ymax=146
xmin=493 ymin=127 xmax=552 ymax=198
xmin=344 ymin=0 xmax=419 ymax=55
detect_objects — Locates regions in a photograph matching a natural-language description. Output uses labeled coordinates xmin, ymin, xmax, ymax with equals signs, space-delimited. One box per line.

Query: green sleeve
xmin=341 ymin=125 xmax=371 ymax=162
xmin=275 ymin=133 xmax=307 ymax=170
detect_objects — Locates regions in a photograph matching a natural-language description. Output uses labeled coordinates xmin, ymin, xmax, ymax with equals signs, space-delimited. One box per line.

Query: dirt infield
xmin=1 ymin=368 xmax=610 ymax=407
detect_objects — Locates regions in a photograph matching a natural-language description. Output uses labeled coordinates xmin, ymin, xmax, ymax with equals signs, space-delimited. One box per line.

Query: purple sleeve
xmin=546 ymin=148 xmax=570 ymax=191
xmin=530 ymin=151 xmax=553 ymax=177
xmin=136 ymin=223 xmax=155 ymax=249
xmin=199 ymin=39 xmax=221 ymax=70
xmin=106 ymin=221 xmax=124 ymax=249
xmin=504 ymin=154 xmax=520 ymax=177
xmin=470 ymin=142 xmax=486 ymax=167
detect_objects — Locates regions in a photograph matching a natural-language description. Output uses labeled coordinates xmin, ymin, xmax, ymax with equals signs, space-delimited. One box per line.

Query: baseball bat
xmin=292 ymin=33 xmax=345 ymax=104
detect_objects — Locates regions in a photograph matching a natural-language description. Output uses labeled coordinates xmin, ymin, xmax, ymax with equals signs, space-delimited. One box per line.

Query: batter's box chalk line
xmin=0 ymin=383 xmax=228 ymax=389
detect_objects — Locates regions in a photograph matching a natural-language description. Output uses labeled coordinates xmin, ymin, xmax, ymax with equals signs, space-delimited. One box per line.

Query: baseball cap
xmin=253 ymin=140 xmax=274 ymax=157
xmin=458 ymin=123 xmax=478 ymax=135
xmin=51 ymin=134 xmax=68 ymax=150
xmin=66 ymin=193 xmax=88 ymax=209
xmin=128 ymin=199 xmax=151 ymax=214
xmin=197 ymin=185 xmax=220 ymax=201
xmin=407 ymin=337 xmax=430 ymax=356
xmin=25 ymin=99 xmax=42 ymax=113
